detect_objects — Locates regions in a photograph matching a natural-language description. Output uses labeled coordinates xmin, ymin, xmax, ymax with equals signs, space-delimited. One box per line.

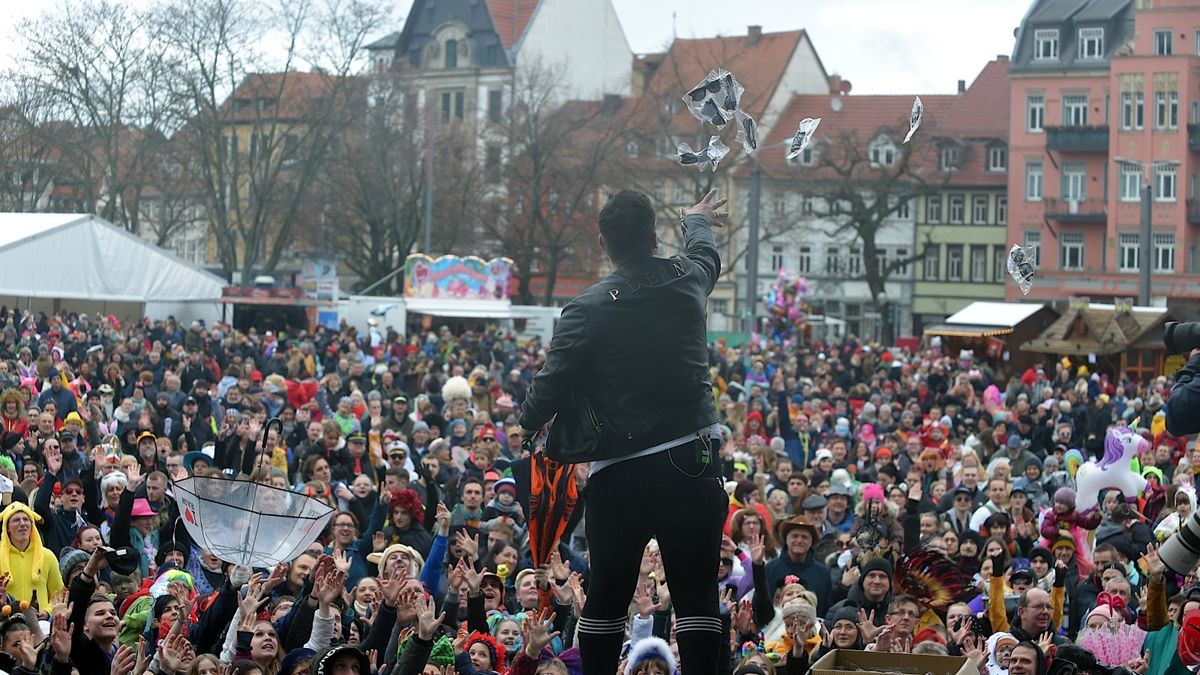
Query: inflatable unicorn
xmin=1075 ymin=426 xmax=1148 ymax=513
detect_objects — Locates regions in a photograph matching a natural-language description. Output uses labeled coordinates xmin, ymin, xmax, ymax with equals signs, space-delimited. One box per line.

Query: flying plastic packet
xmin=683 ymin=68 xmax=743 ymax=127
xmin=735 ymin=110 xmax=758 ymax=156
xmin=677 ymin=136 xmax=729 ymax=173
xmin=903 ymin=96 xmax=923 ymax=144
xmin=787 ymin=117 xmax=822 ymax=160
xmin=1007 ymin=244 xmax=1037 ymax=295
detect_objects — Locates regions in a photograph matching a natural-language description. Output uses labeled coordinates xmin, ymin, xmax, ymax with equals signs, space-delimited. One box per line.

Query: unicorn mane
xmin=1099 ymin=427 xmax=1130 ymax=469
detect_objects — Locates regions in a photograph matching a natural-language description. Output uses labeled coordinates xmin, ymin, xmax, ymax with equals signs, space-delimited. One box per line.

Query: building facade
xmin=913 ymin=58 xmax=1011 ymax=329
xmin=1007 ymin=0 xmax=1200 ymax=318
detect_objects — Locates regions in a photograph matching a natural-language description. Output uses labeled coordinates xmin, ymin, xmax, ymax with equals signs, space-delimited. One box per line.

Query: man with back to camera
xmin=519 ymin=188 xmax=727 ymax=674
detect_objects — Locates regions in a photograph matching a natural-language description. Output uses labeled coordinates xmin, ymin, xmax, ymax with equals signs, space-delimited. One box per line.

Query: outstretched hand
xmin=684 ymin=188 xmax=729 ymax=227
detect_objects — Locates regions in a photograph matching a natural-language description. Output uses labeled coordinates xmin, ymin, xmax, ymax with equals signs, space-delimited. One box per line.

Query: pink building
xmin=1008 ymin=0 xmax=1200 ymax=316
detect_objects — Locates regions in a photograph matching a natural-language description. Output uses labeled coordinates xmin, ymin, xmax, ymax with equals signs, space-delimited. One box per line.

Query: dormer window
xmin=869 ymin=136 xmax=896 ymax=167
xmin=1079 ymin=27 xmax=1104 ymax=59
xmin=1034 ymin=29 xmax=1059 ymax=60
xmin=445 ymin=39 xmax=458 ymax=68
xmin=940 ymin=144 xmax=963 ymax=171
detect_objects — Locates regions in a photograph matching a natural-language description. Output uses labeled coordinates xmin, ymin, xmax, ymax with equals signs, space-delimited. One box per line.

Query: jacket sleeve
xmin=987 ymin=575 xmax=1010 ymax=632
xmin=518 ymin=299 xmax=592 ymax=432
xmin=110 ymin=488 xmax=135 ymax=548
xmin=1167 ymin=352 xmax=1200 ymax=437
xmin=303 ymin=606 xmax=336 ymax=651
xmin=1051 ymin=584 xmax=1065 ymax=630
xmin=393 ymin=633 xmax=435 ymax=675
xmin=751 ymin=562 xmax=774 ymax=628
xmin=1146 ymin=574 xmax=1168 ymax=631
xmin=189 ymin=584 xmax=238 ymax=655
xmin=420 ymin=533 xmax=448 ymax=592
xmin=681 ymin=213 xmax=721 ymax=294
xmin=466 ymin=592 xmax=487 ymax=635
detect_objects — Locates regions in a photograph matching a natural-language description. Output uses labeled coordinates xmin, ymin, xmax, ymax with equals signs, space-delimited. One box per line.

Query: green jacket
xmin=119 ymin=595 xmax=152 ymax=648
xmin=1144 ymin=624 xmax=1188 ymax=675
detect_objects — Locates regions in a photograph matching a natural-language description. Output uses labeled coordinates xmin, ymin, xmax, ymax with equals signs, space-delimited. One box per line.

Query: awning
xmin=220 ymin=296 xmax=323 ymax=307
xmin=924 ymin=323 xmax=1015 ymax=338
xmin=405 ymin=297 xmax=514 ymax=319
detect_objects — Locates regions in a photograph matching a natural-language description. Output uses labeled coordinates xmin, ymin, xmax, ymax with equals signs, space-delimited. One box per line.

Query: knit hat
xmin=861 ymin=556 xmax=894 ymax=582
xmin=781 ymin=598 xmax=816 ymax=622
xmin=58 ymin=547 xmax=90 ymax=580
xmin=493 ymin=477 xmax=517 ymax=497
xmin=280 ymin=648 xmax=316 ymax=675
xmin=396 ymin=634 xmax=454 ymax=666
xmin=1054 ymin=487 xmax=1077 ymax=508
xmin=311 ymin=645 xmax=370 ymax=675
xmin=0 ymin=433 xmax=20 ymax=452
xmin=625 ymin=636 xmax=675 ymax=675
xmin=1029 ymin=547 xmax=1053 ymax=565
xmin=463 ymin=631 xmax=506 ymax=669
xmin=826 ymin=604 xmax=860 ymax=626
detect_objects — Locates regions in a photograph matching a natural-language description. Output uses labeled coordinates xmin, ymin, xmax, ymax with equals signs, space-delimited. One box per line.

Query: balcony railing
xmin=1045 ymin=125 xmax=1109 ymax=152
xmin=1189 ymin=124 xmax=1200 ymax=151
xmin=1188 ymin=198 xmax=1200 ymax=224
xmin=1044 ymin=197 xmax=1107 ymax=221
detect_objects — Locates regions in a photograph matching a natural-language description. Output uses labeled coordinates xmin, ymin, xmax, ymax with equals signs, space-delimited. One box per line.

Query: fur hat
xmin=441 ymin=376 xmax=471 ymax=403
xmin=625 ymin=637 xmax=676 ymax=675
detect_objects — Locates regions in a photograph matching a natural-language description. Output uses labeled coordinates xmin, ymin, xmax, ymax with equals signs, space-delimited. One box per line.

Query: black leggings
xmin=578 ymin=440 xmax=727 ymax=674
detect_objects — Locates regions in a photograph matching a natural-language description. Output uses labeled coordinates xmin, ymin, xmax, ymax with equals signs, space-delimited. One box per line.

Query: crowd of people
xmin=0 ymin=303 xmax=1194 ymax=675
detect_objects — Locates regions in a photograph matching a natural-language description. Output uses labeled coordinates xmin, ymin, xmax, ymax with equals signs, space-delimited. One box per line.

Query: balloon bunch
xmin=763 ymin=269 xmax=811 ymax=347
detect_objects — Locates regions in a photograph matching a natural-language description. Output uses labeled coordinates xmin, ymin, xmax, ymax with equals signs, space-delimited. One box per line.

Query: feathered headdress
xmin=894 ymin=547 xmax=979 ymax=610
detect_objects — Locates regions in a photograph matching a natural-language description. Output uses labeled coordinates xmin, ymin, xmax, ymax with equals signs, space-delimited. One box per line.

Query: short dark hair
xmin=598 ymin=190 xmax=655 ymax=259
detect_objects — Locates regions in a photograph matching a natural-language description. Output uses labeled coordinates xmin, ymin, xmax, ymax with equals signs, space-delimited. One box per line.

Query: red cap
xmin=250 ymin=370 xmax=263 ymax=382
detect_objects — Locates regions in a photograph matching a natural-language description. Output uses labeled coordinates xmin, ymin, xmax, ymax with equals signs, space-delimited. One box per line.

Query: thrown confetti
xmin=786 ymin=117 xmax=821 ymax=160
xmin=903 ymin=96 xmax=923 ymax=144
xmin=1007 ymin=244 xmax=1037 ymax=295
xmin=735 ymin=110 xmax=758 ymax=156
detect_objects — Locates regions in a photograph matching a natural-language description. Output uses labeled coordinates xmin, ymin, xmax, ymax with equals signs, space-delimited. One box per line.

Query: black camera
xmin=1165 ymin=321 xmax=1200 ymax=353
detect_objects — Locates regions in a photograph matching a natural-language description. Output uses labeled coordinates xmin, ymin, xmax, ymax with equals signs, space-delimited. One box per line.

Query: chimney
xmin=957 ymin=79 xmax=966 ymax=93
xmin=747 ymin=25 xmax=762 ymax=46
xmin=602 ymin=94 xmax=622 ymax=115
xmin=828 ymin=74 xmax=842 ymax=95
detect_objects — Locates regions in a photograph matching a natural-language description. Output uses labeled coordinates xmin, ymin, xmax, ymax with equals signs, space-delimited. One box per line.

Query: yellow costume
xmin=0 ymin=503 xmax=63 ymax=604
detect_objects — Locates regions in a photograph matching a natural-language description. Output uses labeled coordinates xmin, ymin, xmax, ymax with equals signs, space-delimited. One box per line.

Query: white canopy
xmin=943 ymin=301 xmax=1046 ymax=328
xmin=0 ymin=213 xmax=224 ymax=302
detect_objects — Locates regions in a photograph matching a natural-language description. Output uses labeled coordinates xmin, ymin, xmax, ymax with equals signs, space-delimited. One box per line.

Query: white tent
xmin=0 ymin=213 xmax=224 ymax=323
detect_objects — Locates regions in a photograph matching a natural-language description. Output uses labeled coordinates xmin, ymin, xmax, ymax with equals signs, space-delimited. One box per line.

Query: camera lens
xmin=1160 ymin=510 xmax=1200 ymax=575
xmin=1165 ymin=321 xmax=1200 ymax=354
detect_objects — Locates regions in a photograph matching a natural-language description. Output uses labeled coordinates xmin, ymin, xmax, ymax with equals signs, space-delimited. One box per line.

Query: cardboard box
xmin=810 ymin=649 xmax=980 ymax=675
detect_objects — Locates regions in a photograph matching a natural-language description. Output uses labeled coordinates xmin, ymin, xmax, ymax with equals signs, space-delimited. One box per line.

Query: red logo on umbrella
xmin=184 ymin=508 xmax=196 ymax=524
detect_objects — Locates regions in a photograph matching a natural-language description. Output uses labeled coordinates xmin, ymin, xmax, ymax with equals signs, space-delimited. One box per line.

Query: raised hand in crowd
xmin=522 ymin=607 xmax=560 ymax=658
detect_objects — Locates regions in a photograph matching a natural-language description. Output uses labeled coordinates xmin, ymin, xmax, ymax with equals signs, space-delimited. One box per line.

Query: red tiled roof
xmin=756 ymin=93 xmax=957 ymax=176
xmin=485 ymin=0 xmax=539 ymax=51
xmin=937 ymin=58 xmax=1010 ymax=138
xmin=645 ymin=30 xmax=807 ymax=125
xmin=220 ymin=72 xmax=349 ymax=122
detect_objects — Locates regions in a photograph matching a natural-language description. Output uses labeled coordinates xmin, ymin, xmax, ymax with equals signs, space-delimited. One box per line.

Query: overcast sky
xmin=0 ymin=0 xmax=1031 ymax=95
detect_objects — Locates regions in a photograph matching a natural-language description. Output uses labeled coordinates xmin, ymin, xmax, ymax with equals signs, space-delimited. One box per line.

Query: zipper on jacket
xmin=587 ymin=405 xmax=603 ymax=430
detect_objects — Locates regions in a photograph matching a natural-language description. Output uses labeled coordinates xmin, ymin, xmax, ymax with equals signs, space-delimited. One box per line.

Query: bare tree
xmin=787 ymin=126 xmax=947 ymax=342
xmin=10 ymin=0 xmax=174 ymax=232
xmin=157 ymin=0 xmax=388 ymax=278
xmin=486 ymin=62 xmax=626 ymax=305
xmin=310 ymin=68 xmax=486 ymax=294
xmin=0 ymin=103 xmax=60 ymax=212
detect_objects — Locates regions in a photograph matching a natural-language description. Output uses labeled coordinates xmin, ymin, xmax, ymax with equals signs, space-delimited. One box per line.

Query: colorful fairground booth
xmin=1020 ymin=300 xmax=1175 ymax=383
xmin=339 ymin=254 xmax=562 ymax=344
xmin=922 ymin=301 xmax=1060 ymax=375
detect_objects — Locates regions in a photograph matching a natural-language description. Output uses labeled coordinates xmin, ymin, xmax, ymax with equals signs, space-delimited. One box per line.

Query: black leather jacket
xmin=519 ymin=213 xmax=721 ymax=459
xmin=1167 ymin=351 xmax=1200 ymax=437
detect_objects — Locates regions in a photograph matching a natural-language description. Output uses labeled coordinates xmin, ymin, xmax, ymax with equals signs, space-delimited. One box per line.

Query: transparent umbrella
xmin=172 ymin=420 xmax=334 ymax=567
xmin=172 ymin=475 xmax=334 ymax=567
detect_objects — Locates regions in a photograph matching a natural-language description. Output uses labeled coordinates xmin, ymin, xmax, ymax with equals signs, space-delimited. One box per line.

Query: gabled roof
xmin=646 ymin=30 xmax=808 ymax=124
xmin=220 ymin=72 xmax=349 ymax=123
xmin=756 ymin=92 xmax=957 ymax=176
xmin=1022 ymin=303 xmax=1171 ymax=356
xmin=485 ymin=0 xmax=540 ymax=51
xmin=938 ymin=58 xmax=1010 ymax=138
xmin=1012 ymin=0 xmax=1135 ymax=73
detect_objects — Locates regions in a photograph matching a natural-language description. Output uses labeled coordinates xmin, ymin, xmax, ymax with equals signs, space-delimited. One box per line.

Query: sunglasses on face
xmin=64 ymin=488 xmax=83 ymax=496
